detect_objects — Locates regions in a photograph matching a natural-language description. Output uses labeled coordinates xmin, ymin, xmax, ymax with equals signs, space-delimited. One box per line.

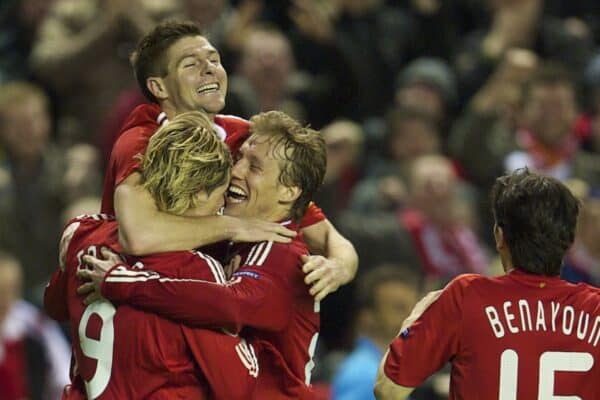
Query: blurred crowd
xmin=1 ymin=0 xmax=600 ymax=399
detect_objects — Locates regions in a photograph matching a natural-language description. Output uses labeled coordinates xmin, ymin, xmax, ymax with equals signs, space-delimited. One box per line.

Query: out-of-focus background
xmin=1 ymin=0 xmax=599 ymax=398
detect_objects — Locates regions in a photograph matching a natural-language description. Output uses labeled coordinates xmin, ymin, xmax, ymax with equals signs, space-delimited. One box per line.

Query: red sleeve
xmin=110 ymin=126 xmax=153 ymax=187
xmin=299 ymin=202 xmax=326 ymax=228
xmin=43 ymin=269 xmax=69 ymax=322
xmin=101 ymin=243 xmax=299 ymax=332
xmin=182 ymin=328 xmax=258 ymax=400
xmin=383 ymin=274 xmax=478 ymax=387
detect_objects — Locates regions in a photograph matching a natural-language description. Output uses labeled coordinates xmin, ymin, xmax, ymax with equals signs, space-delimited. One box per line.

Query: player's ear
xmin=147 ymin=77 xmax=169 ymax=101
xmin=279 ymin=185 xmax=301 ymax=204
xmin=493 ymin=223 xmax=505 ymax=251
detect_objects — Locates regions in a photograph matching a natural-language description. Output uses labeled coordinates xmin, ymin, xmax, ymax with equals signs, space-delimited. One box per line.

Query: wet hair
xmin=249 ymin=111 xmax=326 ymax=221
xmin=131 ymin=20 xmax=203 ymax=102
xmin=491 ymin=168 xmax=580 ymax=275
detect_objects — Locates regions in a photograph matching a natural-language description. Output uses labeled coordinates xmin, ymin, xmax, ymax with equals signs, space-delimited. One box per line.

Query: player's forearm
xmin=44 ymin=270 xmax=69 ymax=322
xmin=101 ymin=266 xmax=289 ymax=331
xmin=115 ymin=180 xmax=234 ymax=255
xmin=303 ymin=220 xmax=358 ymax=285
xmin=374 ymin=353 xmax=414 ymax=400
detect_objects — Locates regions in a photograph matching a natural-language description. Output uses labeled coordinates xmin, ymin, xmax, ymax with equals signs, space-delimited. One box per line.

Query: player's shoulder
xmin=434 ymin=273 xmax=494 ymax=303
xmin=215 ymin=114 xmax=250 ymax=128
xmin=242 ymin=239 xmax=306 ymax=268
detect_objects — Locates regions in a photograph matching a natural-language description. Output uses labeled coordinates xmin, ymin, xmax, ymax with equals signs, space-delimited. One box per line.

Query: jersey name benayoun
xmin=485 ymin=299 xmax=600 ymax=346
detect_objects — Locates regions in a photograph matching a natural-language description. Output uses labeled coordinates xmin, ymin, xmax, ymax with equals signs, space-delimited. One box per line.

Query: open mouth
xmin=197 ymin=83 xmax=220 ymax=95
xmin=227 ymin=185 xmax=248 ymax=204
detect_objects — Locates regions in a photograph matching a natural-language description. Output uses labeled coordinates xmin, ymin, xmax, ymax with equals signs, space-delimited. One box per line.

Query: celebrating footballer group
xmin=43 ymin=19 xmax=600 ymax=400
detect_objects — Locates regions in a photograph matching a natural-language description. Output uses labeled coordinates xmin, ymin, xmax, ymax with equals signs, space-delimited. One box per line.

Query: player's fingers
xmin=82 ymin=254 xmax=101 ymax=267
xmin=314 ymin=283 xmax=338 ymax=302
xmin=268 ymin=232 xmax=292 ymax=244
xmin=102 ymin=246 xmax=122 ymax=263
xmin=272 ymin=225 xmax=296 ymax=238
xmin=302 ymin=256 xmax=326 ymax=274
xmin=304 ymin=267 xmax=327 ymax=285
xmin=309 ymin=275 xmax=330 ymax=297
xmin=77 ymin=282 xmax=95 ymax=295
xmin=76 ymin=269 xmax=91 ymax=280
xmin=84 ymin=292 xmax=101 ymax=306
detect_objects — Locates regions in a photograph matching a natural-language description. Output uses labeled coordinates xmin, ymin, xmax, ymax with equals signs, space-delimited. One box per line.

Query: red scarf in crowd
xmin=399 ymin=209 xmax=488 ymax=278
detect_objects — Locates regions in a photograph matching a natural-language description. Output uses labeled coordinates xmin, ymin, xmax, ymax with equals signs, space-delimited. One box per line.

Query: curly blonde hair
xmin=140 ymin=111 xmax=232 ymax=215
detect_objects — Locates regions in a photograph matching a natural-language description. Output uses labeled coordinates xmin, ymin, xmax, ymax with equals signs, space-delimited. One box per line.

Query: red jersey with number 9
xmin=44 ymin=215 xmax=259 ymax=399
xmin=384 ymin=271 xmax=600 ymax=399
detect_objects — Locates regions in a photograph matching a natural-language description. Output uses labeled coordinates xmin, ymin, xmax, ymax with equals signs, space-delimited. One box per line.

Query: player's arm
xmin=44 ymin=269 xmax=69 ymax=322
xmin=115 ymin=173 xmax=295 ymax=255
xmin=44 ymin=219 xmax=83 ymax=321
xmin=79 ymin=245 xmax=297 ymax=332
xmin=374 ymin=351 xmax=414 ymax=400
xmin=301 ymin=217 xmax=358 ymax=301
xmin=379 ymin=278 xmax=474 ymax=392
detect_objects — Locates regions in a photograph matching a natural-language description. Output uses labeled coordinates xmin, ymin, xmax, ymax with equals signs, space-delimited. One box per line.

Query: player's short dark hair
xmin=249 ymin=111 xmax=327 ymax=222
xmin=355 ymin=265 xmax=420 ymax=310
xmin=491 ymin=169 xmax=580 ymax=276
xmin=131 ymin=20 xmax=203 ymax=103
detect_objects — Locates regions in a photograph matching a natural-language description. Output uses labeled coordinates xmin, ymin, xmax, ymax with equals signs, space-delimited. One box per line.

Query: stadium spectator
xmin=224 ymin=25 xmax=312 ymax=122
xmin=453 ymin=0 xmax=593 ymax=105
xmin=0 ymin=81 xmax=64 ymax=295
xmin=29 ymin=0 xmax=182 ymax=145
xmin=0 ymin=251 xmax=70 ymax=400
xmin=313 ymin=119 xmax=364 ymax=222
xmin=81 ymin=110 xmax=327 ymax=398
xmin=332 ymin=265 xmax=419 ymax=400
xmin=375 ymin=169 xmax=599 ymax=399
xmin=340 ymin=155 xmax=486 ymax=279
xmin=562 ymin=182 xmax=600 ymax=286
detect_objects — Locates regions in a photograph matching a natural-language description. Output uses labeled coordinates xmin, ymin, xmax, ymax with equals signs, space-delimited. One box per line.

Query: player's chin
xmin=199 ymin=97 xmax=225 ymax=114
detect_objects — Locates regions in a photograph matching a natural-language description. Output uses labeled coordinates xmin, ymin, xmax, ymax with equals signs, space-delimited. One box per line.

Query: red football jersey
xmin=384 ymin=270 xmax=600 ymax=399
xmin=101 ymin=220 xmax=320 ymax=399
xmin=100 ymin=104 xmax=325 ymax=227
xmin=44 ymin=215 xmax=258 ymax=400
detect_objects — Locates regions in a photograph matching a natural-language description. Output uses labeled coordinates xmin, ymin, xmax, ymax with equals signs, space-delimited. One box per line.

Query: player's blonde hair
xmin=140 ymin=111 xmax=232 ymax=215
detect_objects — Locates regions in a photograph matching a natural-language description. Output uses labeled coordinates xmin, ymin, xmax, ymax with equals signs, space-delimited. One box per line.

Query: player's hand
xmin=231 ymin=218 xmax=296 ymax=244
xmin=302 ymin=255 xmax=350 ymax=302
xmin=76 ymin=247 xmax=123 ymax=305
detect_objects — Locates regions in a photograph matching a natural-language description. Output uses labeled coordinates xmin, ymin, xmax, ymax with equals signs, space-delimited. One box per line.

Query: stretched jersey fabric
xmin=100 ymin=103 xmax=325 ymax=227
xmin=384 ymin=270 xmax=600 ymax=399
xmin=44 ymin=215 xmax=258 ymax=400
xmin=101 ymin=220 xmax=320 ymax=399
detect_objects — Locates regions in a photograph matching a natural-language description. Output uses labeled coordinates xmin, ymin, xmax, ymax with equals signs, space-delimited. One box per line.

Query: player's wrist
xmin=100 ymin=263 xmax=132 ymax=301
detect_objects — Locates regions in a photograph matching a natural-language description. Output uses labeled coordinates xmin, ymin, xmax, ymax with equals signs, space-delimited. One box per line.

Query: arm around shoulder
xmin=114 ymin=173 xmax=234 ymax=255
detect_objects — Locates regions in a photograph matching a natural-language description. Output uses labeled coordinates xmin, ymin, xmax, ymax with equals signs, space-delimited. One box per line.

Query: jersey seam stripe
xmin=248 ymin=242 xmax=266 ymax=265
xmin=255 ymin=241 xmax=273 ymax=266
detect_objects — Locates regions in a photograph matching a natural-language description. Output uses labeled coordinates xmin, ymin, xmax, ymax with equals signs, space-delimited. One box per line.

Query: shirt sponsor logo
xmin=234 ymin=271 xmax=260 ymax=279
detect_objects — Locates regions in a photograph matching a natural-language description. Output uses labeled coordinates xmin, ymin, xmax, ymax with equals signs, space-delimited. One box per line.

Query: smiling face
xmin=224 ymin=135 xmax=293 ymax=222
xmin=157 ymin=35 xmax=228 ymax=117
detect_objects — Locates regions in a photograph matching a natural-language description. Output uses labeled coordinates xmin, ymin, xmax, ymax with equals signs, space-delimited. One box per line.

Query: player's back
xmin=231 ymin=224 xmax=320 ymax=399
xmin=457 ymin=270 xmax=600 ymax=399
xmin=60 ymin=215 xmax=206 ymax=399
